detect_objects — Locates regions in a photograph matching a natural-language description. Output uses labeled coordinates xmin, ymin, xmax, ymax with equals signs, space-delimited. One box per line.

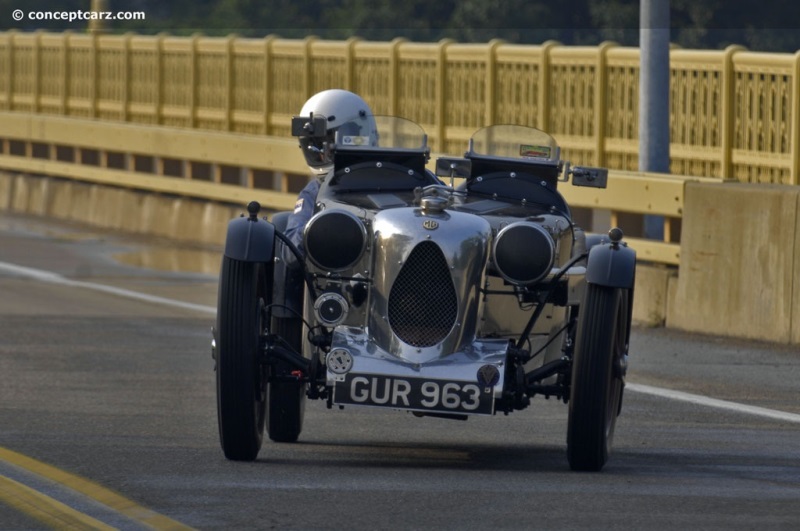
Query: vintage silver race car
xmin=212 ymin=115 xmax=636 ymax=471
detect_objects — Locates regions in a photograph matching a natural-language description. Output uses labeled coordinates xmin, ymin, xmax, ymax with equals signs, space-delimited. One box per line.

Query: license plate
xmin=334 ymin=373 xmax=494 ymax=415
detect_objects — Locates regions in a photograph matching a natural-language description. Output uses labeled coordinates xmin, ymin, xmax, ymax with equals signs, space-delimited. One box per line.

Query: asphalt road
xmin=0 ymin=212 xmax=798 ymax=530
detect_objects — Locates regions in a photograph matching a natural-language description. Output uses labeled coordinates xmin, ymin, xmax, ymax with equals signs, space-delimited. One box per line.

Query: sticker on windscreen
xmin=341 ymin=135 xmax=371 ymax=146
xmin=520 ymin=144 xmax=551 ymax=158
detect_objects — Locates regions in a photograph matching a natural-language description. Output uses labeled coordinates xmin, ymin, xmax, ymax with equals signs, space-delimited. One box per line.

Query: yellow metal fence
xmin=1 ymin=31 xmax=800 ymax=184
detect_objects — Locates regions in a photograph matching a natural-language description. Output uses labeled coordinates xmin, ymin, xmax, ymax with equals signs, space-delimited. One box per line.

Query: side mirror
xmin=435 ymin=157 xmax=471 ymax=179
xmin=571 ymin=166 xmax=608 ymax=189
xmin=291 ymin=114 xmax=328 ymax=138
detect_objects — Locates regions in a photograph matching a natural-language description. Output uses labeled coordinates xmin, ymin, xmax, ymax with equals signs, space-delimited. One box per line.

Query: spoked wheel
xmin=266 ymin=316 xmax=306 ymax=442
xmin=216 ymin=256 xmax=269 ymax=461
xmin=567 ymin=284 xmax=629 ymax=471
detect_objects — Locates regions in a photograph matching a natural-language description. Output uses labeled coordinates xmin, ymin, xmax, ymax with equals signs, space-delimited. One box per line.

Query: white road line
xmin=0 ymin=261 xmax=216 ymax=315
xmin=626 ymin=383 xmax=800 ymax=424
xmin=3 ymin=260 xmax=799 ymax=424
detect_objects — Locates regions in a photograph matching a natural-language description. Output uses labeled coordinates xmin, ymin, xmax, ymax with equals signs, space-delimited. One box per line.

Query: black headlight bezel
xmin=492 ymin=221 xmax=555 ymax=285
xmin=304 ymin=210 xmax=368 ymax=272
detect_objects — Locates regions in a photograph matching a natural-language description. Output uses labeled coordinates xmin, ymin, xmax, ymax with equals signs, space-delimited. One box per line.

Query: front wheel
xmin=216 ymin=257 xmax=269 ymax=461
xmin=567 ymin=284 xmax=629 ymax=471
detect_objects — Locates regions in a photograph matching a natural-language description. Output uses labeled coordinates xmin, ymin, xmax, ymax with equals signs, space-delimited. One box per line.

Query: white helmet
xmin=297 ymin=89 xmax=376 ymax=176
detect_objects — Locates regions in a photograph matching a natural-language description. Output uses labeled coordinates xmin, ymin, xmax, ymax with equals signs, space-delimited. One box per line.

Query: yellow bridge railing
xmin=1 ymin=31 xmax=799 ymax=184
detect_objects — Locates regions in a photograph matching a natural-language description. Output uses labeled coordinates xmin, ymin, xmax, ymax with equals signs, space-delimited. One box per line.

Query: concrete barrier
xmin=669 ymin=182 xmax=800 ymax=344
xmin=0 ymin=171 xmax=244 ymax=247
xmin=631 ymin=264 xmax=676 ymax=327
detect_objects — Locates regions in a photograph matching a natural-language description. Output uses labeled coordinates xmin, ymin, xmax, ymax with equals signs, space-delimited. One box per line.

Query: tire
xmin=266 ymin=316 xmax=306 ymax=442
xmin=216 ymin=256 xmax=269 ymax=461
xmin=567 ymin=284 xmax=629 ymax=472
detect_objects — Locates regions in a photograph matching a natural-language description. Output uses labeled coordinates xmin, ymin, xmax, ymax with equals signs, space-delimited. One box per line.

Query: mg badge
xmin=423 ymin=219 xmax=439 ymax=230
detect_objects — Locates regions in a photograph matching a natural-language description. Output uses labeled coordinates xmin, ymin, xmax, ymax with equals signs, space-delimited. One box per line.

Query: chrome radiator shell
xmin=368 ymin=207 xmax=492 ymax=364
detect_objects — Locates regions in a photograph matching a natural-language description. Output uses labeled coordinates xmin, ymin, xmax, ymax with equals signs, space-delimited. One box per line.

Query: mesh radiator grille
xmin=388 ymin=241 xmax=458 ymax=347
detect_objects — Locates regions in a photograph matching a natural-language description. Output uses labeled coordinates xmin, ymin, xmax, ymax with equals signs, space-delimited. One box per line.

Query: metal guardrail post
xmin=537 ymin=41 xmax=558 ymax=131
xmin=90 ymin=31 xmax=98 ymax=119
xmin=595 ymin=41 xmax=616 ymax=168
xmin=3 ymin=31 xmax=14 ymax=111
xmin=435 ymin=39 xmax=453 ymax=153
xmin=60 ymin=31 xmax=70 ymax=115
xmin=302 ymin=36 xmax=317 ymax=100
xmin=345 ymin=36 xmax=360 ymax=91
xmin=792 ymin=50 xmax=800 ymax=185
xmin=262 ymin=35 xmax=275 ymax=135
xmin=224 ymin=35 xmax=235 ymax=132
xmin=122 ymin=32 xmax=132 ymax=122
xmin=33 ymin=31 xmax=42 ymax=114
xmin=721 ymin=45 xmax=745 ymax=180
xmin=189 ymin=33 xmax=200 ymax=129
xmin=388 ymin=38 xmax=406 ymax=117
xmin=485 ymin=39 xmax=504 ymax=127
xmin=156 ymin=33 xmax=165 ymax=126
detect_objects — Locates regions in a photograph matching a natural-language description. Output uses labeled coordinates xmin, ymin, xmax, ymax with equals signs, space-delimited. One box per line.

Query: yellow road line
xmin=0 ymin=474 xmax=115 ymax=530
xmin=0 ymin=446 xmax=194 ymax=530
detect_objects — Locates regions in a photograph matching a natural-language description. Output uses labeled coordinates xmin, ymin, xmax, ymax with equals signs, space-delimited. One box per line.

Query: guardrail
xmin=1 ymin=31 xmax=799 ymax=185
xmin=0 ymin=111 xmax=720 ymax=265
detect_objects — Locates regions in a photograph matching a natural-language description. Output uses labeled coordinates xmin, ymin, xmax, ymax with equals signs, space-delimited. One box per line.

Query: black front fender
xmin=223 ymin=215 xmax=275 ymax=262
xmin=585 ymin=242 xmax=636 ymax=289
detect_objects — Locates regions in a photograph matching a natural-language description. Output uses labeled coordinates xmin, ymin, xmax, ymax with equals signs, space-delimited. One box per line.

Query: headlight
xmin=493 ymin=221 xmax=555 ymax=285
xmin=304 ymin=210 xmax=367 ymax=271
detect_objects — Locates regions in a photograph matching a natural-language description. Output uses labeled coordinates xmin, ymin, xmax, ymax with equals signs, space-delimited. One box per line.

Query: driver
xmin=282 ymin=89 xmax=376 ymax=268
